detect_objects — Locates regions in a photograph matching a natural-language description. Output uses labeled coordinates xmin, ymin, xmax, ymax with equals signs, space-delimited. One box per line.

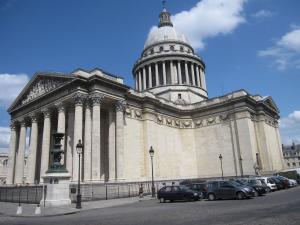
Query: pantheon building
xmin=6 ymin=7 xmax=284 ymax=185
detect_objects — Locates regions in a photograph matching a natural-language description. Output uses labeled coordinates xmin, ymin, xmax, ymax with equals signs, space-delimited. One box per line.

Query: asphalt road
xmin=1 ymin=186 xmax=300 ymax=225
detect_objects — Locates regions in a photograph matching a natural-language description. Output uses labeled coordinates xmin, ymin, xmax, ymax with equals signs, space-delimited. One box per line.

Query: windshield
xmin=230 ymin=181 xmax=242 ymax=186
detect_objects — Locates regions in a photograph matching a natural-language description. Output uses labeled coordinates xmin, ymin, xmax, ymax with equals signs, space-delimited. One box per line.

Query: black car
xmin=205 ymin=181 xmax=254 ymax=200
xmin=243 ymin=179 xmax=267 ymax=196
xmin=270 ymin=177 xmax=284 ymax=190
xmin=157 ymin=185 xmax=201 ymax=202
xmin=275 ymin=176 xmax=291 ymax=188
xmin=186 ymin=182 xmax=209 ymax=198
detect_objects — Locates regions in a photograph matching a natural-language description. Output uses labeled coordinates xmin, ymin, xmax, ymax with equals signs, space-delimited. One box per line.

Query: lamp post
xmin=76 ymin=139 xmax=83 ymax=209
xmin=219 ymin=154 xmax=224 ymax=180
xmin=149 ymin=146 xmax=155 ymax=198
xmin=239 ymin=156 xmax=244 ymax=178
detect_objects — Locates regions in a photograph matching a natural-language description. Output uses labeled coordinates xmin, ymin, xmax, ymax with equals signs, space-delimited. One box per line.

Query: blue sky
xmin=0 ymin=0 xmax=299 ymax=151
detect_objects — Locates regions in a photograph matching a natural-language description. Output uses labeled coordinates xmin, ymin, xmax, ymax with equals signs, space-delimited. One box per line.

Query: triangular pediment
xmin=8 ymin=73 xmax=75 ymax=112
xmin=261 ymin=96 xmax=279 ymax=113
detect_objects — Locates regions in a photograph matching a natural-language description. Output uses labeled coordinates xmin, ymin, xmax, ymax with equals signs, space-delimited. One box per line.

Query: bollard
xmin=16 ymin=203 xmax=22 ymax=215
xmin=35 ymin=204 xmax=41 ymax=215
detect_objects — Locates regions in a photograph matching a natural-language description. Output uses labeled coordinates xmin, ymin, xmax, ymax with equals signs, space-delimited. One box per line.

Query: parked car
xmin=243 ymin=179 xmax=267 ymax=196
xmin=205 ymin=180 xmax=254 ymax=200
xmin=186 ymin=182 xmax=209 ymax=199
xmin=269 ymin=177 xmax=285 ymax=190
xmin=255 ymin=177 xmax=277 ymax=192
xmin=274 ymin=176 xmax=291 ymax=189
xmin=157 ymin=185 xmax=201 ymax=203
xmin=288 ymin=179 xmax=297 ymax=187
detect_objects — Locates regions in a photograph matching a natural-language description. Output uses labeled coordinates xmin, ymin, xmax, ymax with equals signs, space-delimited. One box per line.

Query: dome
xmin=144 ymin=26 xmax=190 ymax=49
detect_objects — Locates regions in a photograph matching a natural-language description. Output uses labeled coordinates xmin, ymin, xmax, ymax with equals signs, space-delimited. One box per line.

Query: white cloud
xmin=0 ymin=127 xmax=10 ymax=153
xmin=170 ymin=0 xmax=246 ymax=50
xmin=278 ymin=29 xmax=300 ymax=52
xmin=258 ymin=28 xmax=300 ymax=70
xmin=252 ymin=10 xmax=273 ymax=19
xmin=0 ymin=73 xmax=29 ymax=108
xmin=280 ymin=111 xmax=300 ymax=145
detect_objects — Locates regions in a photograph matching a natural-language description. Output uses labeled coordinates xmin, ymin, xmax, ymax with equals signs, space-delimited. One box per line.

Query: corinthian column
xmin=138 ymin=70 xmax=142 ymax=91
xmin=155 ymin=63 xmax=159 ymax=86
xmin=185 ymin=62 xmax=190 ymax=85
xmin=40 ymin=108 xmax=51 ymax=182
xmin=115 ymin=100 xmax=126 ymax=180
xmin=26 ymin=114 xmax=39 ymax=184
xmin=142 ymin=67 xmax=146 ymax=90
xmin=90 ymin=93 xmax=104 ymax=181
xmin=56 ymin=102 xmax=66 ymax=135
xmin=108 ymin=108 xmax=116 ymax=181
xmin=196 ymin=65 xmax=201 ymax=87
xmin=72 ymin=93 xmax=86 ymax=181
xmin=15 ymin=121 xmax=26 ymax=184
xmin=162 ymin=62 xmax=166 ymax=85
xmin=6 ymin=122 xmax=18 ymax=184
xmin=191 ymin=63 xmax=196 ymax=86
xmin=170 ymin=61 xmax=174 ymax=84
xmin=148 ymin=65 xmax=152 ymax=88
xmin=84 ymin=100 xmax=92 ymax=181
xmin=177 ymin=61 xmax=182 ymax=84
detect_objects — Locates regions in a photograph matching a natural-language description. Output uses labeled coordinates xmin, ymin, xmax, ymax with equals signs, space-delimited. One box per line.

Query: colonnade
xmin=134 ymin=60 xmax=206 ymax=91
xmin=6 ymin=92 xmax=126 ymax=185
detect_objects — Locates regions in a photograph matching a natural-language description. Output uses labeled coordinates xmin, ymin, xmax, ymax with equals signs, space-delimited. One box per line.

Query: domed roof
xmin=144 ymin=5 xmax=190 ymax=49
xmin=144 ymin=26 xmax=190 ymax=49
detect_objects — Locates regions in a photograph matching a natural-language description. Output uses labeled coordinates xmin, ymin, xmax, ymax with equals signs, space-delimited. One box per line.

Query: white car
xmin=255 ymin=177 xmax=277 ymax=192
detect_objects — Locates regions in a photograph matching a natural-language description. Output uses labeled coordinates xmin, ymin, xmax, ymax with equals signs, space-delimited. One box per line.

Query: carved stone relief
xmin=22 ymin=78 xmax=65 ymax=105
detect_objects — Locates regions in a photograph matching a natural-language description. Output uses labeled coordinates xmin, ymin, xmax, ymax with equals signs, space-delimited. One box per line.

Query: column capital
xmin=20 ymin=120 xmax=27 ymax=127
xmin=115 ymin=100 xmax=127 ymax=112
xmin=89 ymin=93 xmax=104 ymax=106
xmin=41 ymin=108 xmax=52 ymax=118
xmin=72 ymin=92 xmax=87 ymax=106
xmin=55 ymin=101 xmax=65 ymax=112
xmin=28 ymin=113 xmax=38 ymax=123
xmin=10 ymin=120 xmax=18 ymax=130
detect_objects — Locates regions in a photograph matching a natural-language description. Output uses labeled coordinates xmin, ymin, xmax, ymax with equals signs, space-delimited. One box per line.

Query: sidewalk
xmin=0 ymin=196 xmax=153 ymax=217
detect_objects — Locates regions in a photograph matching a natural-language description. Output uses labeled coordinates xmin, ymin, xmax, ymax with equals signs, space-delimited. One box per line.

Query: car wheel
xmin=266 ymin=187 xmax=271 ymax=193
xmin=159 ymin=198 xmax=165 ymax=203
xmin=236 ymin=192 xmax=245 ymax=200
xmin=208 ymin=193 xmax=216 ymax=201
xmin=254 ymin=190 xmax=259 ymax=197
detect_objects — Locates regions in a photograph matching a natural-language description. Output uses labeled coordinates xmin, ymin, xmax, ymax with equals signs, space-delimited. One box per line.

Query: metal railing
xmin=0 ymin=186 xmax=44 ymax=204
xmin=69 ymin=180 xmax=181 ymax=202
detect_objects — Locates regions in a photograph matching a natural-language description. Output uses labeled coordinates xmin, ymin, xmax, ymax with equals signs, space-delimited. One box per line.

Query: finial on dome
xmin=159 ymin=0 xmax=173 ymax=27
xmin=162 ymin=0 xmax=166 ymax=10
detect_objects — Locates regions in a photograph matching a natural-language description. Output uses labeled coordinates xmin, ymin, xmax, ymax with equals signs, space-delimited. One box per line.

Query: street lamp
xmin=149 ymin=146 xmax=155 ymax=198
xmin=239 ymin=155 xmax=244 ymax=178
xmin=76 ymin=139 xmax=83 ymax=209
xmin=219 ymin=154 xmax=224 ymax=180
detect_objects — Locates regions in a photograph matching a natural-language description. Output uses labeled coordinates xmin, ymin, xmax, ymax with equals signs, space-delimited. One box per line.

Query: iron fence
xmin=0 ymin=185 xmax=44 ymax=204
xmin=69 ymin=180 xmax=180 ymax=202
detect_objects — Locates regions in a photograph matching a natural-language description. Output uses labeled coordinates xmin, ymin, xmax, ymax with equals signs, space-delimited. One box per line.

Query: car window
xmin=172 ymin=187 xmax=180 ymax=192
xmin=165 ymin=187 xmax=172 ymax=192
xmin=267 ymin=178 xmax=274 ymax=184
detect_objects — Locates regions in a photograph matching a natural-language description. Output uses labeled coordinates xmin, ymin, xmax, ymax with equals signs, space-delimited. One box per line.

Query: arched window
xmin=150 ymin=49 xmax=154 ymax=54
xmin=170 ymin=45 xmax=175 ymax=51
xmin=159 ymin=46 xmax=164 ymax=52
xmin=180 ymin=46 xmax=184 ymax=52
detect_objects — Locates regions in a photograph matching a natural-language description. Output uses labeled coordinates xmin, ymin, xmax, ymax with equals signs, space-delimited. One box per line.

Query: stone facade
xmin=5 ymin=7 xmax=285 ymax=185
xmin=282 ymin=143 xmax=300 ymax=169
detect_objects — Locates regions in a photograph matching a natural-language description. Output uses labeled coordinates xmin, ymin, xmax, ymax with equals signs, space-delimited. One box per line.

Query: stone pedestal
xmin=42 ymin=173 xmax=71 ymax=206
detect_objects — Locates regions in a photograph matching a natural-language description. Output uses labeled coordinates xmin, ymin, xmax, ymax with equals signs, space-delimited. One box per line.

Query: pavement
xmin=0 ymin=195 xmax=153 ymax=217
